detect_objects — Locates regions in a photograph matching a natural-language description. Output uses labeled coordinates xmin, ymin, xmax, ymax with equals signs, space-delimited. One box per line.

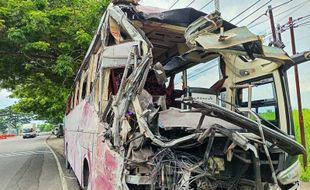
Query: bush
xmin=38 ymin=123 xmax=54 ymax=132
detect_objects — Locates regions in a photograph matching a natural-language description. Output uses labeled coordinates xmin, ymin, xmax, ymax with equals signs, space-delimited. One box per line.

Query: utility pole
xmin=289 ymin=17 xmax=307 ymax=167
xmin=276 ymin=24 xmax=282 ymax=42
xmin=268 ymin=5 xmax=277 ymax=43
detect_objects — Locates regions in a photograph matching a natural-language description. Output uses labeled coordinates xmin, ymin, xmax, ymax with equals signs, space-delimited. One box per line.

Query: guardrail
xmin=0 ymin=134 xmax=17 ymax=139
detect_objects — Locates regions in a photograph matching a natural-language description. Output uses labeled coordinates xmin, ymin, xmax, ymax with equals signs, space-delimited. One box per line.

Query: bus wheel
xmin=82 ymin=160 xmax=89 ymax=190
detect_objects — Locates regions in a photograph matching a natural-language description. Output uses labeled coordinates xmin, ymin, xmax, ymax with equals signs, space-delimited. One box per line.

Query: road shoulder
xmin=46 ymin=135 xmax=80 ymax=190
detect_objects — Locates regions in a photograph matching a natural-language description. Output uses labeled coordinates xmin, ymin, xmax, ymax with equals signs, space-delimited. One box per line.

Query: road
xmin=0 ymin=134 xmax=62 ymax=190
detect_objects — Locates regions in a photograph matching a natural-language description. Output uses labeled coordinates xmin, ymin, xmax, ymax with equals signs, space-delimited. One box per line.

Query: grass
xmin=292 ymin=109 xmax=310 ymax=181
xmin=261 ymin=109 xmax=310 ymax=181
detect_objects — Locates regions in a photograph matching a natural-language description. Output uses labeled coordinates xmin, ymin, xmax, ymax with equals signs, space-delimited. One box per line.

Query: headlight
xmin=277 ymin=161 xmax=301 ymax=185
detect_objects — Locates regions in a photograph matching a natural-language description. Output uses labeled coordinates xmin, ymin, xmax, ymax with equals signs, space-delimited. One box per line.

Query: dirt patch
xmin=301 ymin=181 xmax=310 ymax=189
xmin=46 ymin=136 xmax=64 ymax=156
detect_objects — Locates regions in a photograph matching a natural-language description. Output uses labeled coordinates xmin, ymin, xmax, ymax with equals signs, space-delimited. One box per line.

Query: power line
xmin=229 ymin=0 xmax=262 ymax=22
xmin=199 ymin=0 xmax=213 ymax=11
xmin=175 ymin=62 xmax=218 ymax=85
xmin=186 ymin=0 xmax=196 ymax=8
xmin=247 ymin=13 xmax=267 ymax=27
xmin=282 ymin=32 xmax=310 ymax=45
xmin=235 ymin=0 xmax=272 ymax=25
xmin=275 ymin=0 xmax=310 ymax=24
xmin=297 ymin=20 xmax=310 ymax=27
xmin=247 ymin=0 xmax=294 ymax=28
xmin=188 ymin=64 xmax=218 ymax=80
xmin=272 ymin=0 xmax=293 ymax=10
xmin=248 ymin=0 xmax=308 ymax=29
xmin=280 ymin=14 xmax=310 ymax=32
xmin=169 ymin=0 xmax=180 ymax=9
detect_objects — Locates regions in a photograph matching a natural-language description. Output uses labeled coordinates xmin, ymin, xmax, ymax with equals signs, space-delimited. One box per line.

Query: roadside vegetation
xmin=292 ymin=109 xmax=310 ymax=181
xmin=0 ymin=0 xmax=109 ymax=123
xmin=0 ymin=107 xmax=33 ymax=133
xmin=37 ymin=123 xmax=54 ymax=132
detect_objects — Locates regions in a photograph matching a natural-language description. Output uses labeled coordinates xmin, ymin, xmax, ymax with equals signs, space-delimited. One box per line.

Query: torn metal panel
xmin=185 ymin=12 xmax=223 ymax=46
xmin=186 ymin=101 xmax=306 ymax=156
xmin=194 ymin=26 xmax=260 ymax=49
xmin=158 ymin=107 xmax=240 ymax=130
xmin=191 ymin=26 xmax=292 ymax=64
xmin=284 ymin=50 xmax=310 ymax=70
xmin=108 ymin=5 xmax=152 ymax=54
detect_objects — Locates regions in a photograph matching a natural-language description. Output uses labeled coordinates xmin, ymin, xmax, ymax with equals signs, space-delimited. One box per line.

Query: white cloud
xmin=0 ymin=90 xmax=17 ymax=109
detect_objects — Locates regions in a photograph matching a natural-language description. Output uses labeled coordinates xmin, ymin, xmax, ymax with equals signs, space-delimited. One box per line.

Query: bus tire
xmin=82 ymin=159 xmax=89 ymax=190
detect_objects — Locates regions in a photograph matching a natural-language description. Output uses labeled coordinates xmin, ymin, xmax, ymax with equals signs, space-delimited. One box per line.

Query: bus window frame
xmin=236 ymin=75 xmax=280 ymax=127
xmin=80 ymin=70 xmax=89 ymax=101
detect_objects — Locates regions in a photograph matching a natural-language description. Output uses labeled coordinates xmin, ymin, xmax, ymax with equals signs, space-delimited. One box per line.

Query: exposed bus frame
xmin=64 ymin=1 xmax=308 ymax=190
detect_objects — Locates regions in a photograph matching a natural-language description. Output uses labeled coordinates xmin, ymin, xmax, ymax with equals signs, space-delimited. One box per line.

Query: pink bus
xmin=64 ymin=1 xmax=306 ymax=190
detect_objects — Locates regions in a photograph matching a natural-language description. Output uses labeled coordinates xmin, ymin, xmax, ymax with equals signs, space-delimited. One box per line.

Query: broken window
xmin=80 ymin=70 xmax=89 ymax=101
xmin=70 ymin=92 xmax=74 ymax=110
xmin=106 ymin=17 xmax=132 ymax=46
xmin=100 ymin=69 xmax=111 ymax=112
xmin=236 ymin=77 xmax=279 ymax=126
xmin=187 ymin=59 xmax=220 ymax=89
xmin=65 ymin=95 xmax=71 ymax=115
xmin=81 ymin=80 xmax=87 ymax=100
xmin=93 ymin=77 xmax=100 ymax=112
xmin=74 ymin=82 xmax=80 ymax=106
xmin=109 ymin=68 xmax=124 ymax=95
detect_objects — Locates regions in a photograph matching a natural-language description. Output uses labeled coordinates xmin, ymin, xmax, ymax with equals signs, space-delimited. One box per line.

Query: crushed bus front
xmin=64 ymin=2 xmax=308 ymax=190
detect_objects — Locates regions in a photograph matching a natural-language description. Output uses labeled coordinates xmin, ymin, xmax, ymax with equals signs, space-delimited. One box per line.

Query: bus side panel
xmin=78 ymin=101 xmax=100 ymax=186
xmin=92 ymin=133 xmax=124 ymax=190
xmin=66 ymin=100 xmax=124 ymax=189
xmin=65 ymin=101 xmax=87 ymax=184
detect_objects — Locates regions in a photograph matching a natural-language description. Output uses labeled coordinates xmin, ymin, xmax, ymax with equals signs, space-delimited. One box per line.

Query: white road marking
xmin=45 ymin=136 xmax=68 ymax=190
xmin=0 ymin=150 xmax=51 ymax=158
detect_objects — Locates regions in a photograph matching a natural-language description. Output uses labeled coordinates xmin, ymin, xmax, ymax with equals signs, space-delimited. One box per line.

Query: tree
xmin=38 ymin=123 xmax=54 ymax=132
xmin=0 ymin=107 xmax=33 ymax=132
xmin=0 ymin=0 xmax=110 ymax=123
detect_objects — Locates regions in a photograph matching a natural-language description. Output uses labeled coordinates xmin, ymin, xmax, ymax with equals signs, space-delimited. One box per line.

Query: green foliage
xmin=55 ymin=54 xmax=74 ymax=76
xmin=38 ymin=123 xmax=54 ymax=132
xmin=259 ymin=111 xmax=276 ymax=121
xmin=0 ymin=107 xmax=34 ymax=132
xmin=0 ymin=117 xmax=7 ymax=133
xmin=292 ymin=109 xmax=310 ymax=181
xmin=0 ymin=0 xmax=109 ymax=123
xmin=24 ymin=41 xmax=50 ymax=52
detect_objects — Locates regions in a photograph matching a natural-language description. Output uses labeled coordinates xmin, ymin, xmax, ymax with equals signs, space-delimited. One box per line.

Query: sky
xmin=1 ymin=0 xmax=310 ymax=109
xmin=0 ymin=90 xmax=16 ymax=108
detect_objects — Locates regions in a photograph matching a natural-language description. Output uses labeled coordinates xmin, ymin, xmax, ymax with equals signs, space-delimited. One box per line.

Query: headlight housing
xmin=277 ymin=161 xmax=301 ymax=185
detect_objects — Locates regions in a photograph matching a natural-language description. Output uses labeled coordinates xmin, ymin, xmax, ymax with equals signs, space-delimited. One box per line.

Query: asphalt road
xmin=0 ymin=134 xmax=62 ymax=190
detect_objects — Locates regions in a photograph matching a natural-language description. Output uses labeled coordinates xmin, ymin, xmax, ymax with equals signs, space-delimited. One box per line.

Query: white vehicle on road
xmin=22 ymin=124 xmax=37 ymax=139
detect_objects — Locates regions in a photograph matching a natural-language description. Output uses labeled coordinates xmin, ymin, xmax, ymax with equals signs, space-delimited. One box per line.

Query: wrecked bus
xmin=64 ymin=1 xmax=309 ymax=190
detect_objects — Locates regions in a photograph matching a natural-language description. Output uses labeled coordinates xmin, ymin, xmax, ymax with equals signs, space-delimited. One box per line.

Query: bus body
xmin=22 ymin=123 xmax=37 ymax=139
xmin=64 ymin=1 xmax=308 ymax=190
